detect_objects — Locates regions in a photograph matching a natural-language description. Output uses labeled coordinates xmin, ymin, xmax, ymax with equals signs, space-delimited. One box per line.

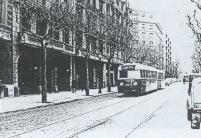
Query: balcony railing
xmin=18 ymin=32 xmax=74 ymax=52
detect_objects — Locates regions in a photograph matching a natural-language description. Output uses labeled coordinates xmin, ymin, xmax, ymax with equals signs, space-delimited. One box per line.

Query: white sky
xmin=128 ymin=0 xmax=195 ymax=73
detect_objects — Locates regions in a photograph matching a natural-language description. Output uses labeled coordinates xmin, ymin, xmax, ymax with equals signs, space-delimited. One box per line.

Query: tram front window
xmin=120 ymin=70 xmax=128 ymax=78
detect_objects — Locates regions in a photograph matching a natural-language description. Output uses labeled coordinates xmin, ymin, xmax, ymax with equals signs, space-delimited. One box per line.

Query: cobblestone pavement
xmin=0 ymin=93 xmax=117 ymax=138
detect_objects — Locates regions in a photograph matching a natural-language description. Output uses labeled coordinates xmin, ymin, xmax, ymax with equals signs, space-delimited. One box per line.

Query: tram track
xmin=68 ymin=97 xmax=154 ymax=138
xmin=124 ymin=100 xmax=168 ymax=138
xmin=8 ymin=94 xmax=155 ymax=138
xmin=67 ymin=95 xmax=168 ymax=138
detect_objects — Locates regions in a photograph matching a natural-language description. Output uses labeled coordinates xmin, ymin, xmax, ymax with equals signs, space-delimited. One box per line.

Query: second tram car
xmin=117 ymin=62 xmax=165 ymax=95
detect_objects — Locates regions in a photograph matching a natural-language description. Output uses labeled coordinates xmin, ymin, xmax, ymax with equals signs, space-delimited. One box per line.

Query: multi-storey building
xmin=171 ymin=61 xmax=179 ymax=78
xmin=0 ymin=0 xmax=15 ymax=97
xmin=130 ymin=10 xmax=163 ymax=69
xmin=0 ymin=0 xmax=130 ymax=97
xmin=163 ymin=34 xmax=172 ymax=78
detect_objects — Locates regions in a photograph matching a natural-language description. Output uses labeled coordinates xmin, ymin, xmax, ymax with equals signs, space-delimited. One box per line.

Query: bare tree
xmin=103 ymin=14 xmax=130 ymax=92
xmin=13 ymin=0 xmax=75 ymax=103
xmin=187 ymin=0 xmax=201 ymax=71
xmin=191 ymin=41 xmax=201 ymax=71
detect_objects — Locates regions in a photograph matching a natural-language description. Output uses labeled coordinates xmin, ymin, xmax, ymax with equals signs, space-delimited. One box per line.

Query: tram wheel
xmin=187 ymin=109 xmax=192 ymax=121
xmin=191 ymin=121 xmax=200 ymax=129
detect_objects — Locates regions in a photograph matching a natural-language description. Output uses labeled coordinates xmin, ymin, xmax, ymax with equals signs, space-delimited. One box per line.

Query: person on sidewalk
xmin=72 ymin=79 xmax=77 ymax=93
xmin=80 ymin=76 xmax=85 ymax=92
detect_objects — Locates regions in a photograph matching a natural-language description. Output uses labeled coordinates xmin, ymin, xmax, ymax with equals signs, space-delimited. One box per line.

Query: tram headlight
xmin=132 ymin=81 xmax=137 ymax=86
xmin=120 ymin=82 xmax=124 ymax=86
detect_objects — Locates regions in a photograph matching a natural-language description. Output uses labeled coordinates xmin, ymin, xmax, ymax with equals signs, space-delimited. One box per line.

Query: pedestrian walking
xmin=72 ymin=79 xmax=77 ymax=93
xmin=78 ymin=74 xmax=85 ymax=92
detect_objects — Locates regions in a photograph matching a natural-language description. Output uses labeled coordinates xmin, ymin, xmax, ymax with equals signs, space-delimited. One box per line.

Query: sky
xmin=128 ymin=0 xmax=195 ymax=73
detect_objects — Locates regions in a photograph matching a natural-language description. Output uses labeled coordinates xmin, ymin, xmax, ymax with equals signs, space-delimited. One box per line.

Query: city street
xmin=1 ymin=0 xmax=201 ymax=138
xmin=1 ymin=82 xmax=200 ymax=138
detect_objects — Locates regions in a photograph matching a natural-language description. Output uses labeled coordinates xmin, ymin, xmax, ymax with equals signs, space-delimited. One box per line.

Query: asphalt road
xmin=1 ymin=83 xmax=200 ymax=138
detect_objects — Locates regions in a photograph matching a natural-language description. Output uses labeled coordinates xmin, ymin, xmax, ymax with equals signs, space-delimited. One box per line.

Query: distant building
xmin=163 ymin=34 xmax=172 ymax=78
xmin=130 ymin=10 xmax=163 ymax=69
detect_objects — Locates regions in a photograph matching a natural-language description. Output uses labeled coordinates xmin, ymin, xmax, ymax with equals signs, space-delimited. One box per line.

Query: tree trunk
xmin=98 ymin=61 xmax=102 ymax=93
xmin=85 ymin=56 xmax=89 ymax=96
xmin=72 ymin=56 xmax=76 ymax=93
xmin=107 ymin=60 xmax=111 ymax=92
xmin=41 ymin=42 xmax=47 ymax=103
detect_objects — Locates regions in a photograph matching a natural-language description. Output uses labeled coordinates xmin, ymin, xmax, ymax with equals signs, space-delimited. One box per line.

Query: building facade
xmin=0 ymin=0 xmax=15 ymax=97
xmin=0 ymin=0 xmax=130 ymax=97
xmin=163 ymin=34 xmax=172 ymax=78
xmin=130 ymin=10 xmax=163 ymax=69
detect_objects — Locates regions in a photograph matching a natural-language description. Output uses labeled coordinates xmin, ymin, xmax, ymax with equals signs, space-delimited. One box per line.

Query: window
xmin=121 ymin=3 xmax=124 ymax=11
xmin=91 ymin=38 xmax=96 ymax=51
xmin=63 ymin=30 xmax=69 ymax=44
xmin=87 ymin=0 xmax=90 ymax=5
xmin=77 ymin=31 xmax=83 ymax=48
xmin=99 ymin=40 xmax=103 ymax=53
xmin=116 ymin=0 xmax=119 ymax=6
xmin=53 ymin=28 xmax=59 ymax=40
xmin=141 ymin=70 xmax=146 ymax=78
xmin=36 ymin=20 xmax=46 ymax=35
xmin=21 ymin=16 xmax=31 ymax=31
xmin=106 ymin=45 xmax=110 ymax=54
xmin=93 ymin=0 xmax=96 ymax=10
xmin=106 ymin=5 xmax=110 ymax=15
xmin=120 ymin=70 xmax=128 ymax=78
xmin=0 ymin=0 xmax=3 ymax=23
xmin=99 ymin=1 xmax=103 ymax=14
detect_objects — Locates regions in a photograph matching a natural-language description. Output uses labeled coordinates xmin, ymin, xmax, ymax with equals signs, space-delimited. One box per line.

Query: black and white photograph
xmin=0 ymin=0 xmax=201 ymax=137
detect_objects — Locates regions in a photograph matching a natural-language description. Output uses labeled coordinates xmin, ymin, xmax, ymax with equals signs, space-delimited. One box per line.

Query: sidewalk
xmin=0 ymin=87 xmax=117 ymax=114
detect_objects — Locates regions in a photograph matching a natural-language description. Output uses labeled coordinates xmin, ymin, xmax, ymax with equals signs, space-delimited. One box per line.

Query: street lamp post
xmin=98 ymin=54 xmax=102 ymax=94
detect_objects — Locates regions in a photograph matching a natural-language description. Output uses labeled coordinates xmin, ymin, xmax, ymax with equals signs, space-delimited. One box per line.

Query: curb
xmin=0 ymin=91 xmax=117 ymax=115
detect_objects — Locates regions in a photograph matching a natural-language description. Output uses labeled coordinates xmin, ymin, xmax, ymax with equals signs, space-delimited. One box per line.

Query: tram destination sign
xmin=122 ymin=65 xmax=135 ymax=70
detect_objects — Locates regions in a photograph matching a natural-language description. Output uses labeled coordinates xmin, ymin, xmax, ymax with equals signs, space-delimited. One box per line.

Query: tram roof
xmin=119 ymin=62 xmax=158 ymax=71
xmin=184 ymin=73 xmax=201 ymax=76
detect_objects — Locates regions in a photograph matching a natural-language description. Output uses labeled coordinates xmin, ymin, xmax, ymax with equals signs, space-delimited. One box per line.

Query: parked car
xmin=171 ymin=78 xmax=177 ymax=82
xmin=165 ymin=78 xmax=172 ymax=86
xmin=187 ymin=77 xmax=201 ymax=129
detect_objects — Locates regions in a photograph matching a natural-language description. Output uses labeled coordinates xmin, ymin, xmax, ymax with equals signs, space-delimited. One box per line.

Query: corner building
xmin=0 ymin=0 xmax=130 ymax=97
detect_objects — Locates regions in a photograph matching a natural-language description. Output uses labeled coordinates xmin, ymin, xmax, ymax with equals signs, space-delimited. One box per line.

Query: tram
xmin=117 ymin=62 xmax=165 ymax=95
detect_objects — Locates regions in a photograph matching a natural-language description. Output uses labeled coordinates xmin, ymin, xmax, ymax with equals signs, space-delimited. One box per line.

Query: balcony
xmin=0 ymin=24 xmax=12 ymax=41
xmin=18 ymin=32 xmax=74 ymax=53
